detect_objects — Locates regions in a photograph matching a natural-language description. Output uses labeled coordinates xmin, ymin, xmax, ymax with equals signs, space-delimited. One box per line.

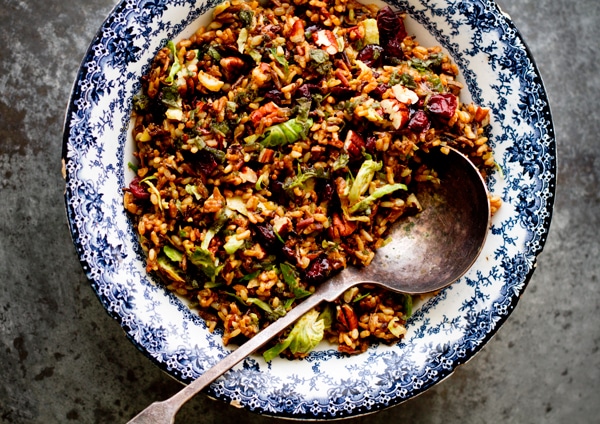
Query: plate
xmin=63 ymin=0 xmax=555 ymax=419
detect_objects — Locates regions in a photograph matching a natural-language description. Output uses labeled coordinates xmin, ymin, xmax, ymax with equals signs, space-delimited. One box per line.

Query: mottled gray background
xmin=1 ymin=0 xmax=598 ymax=422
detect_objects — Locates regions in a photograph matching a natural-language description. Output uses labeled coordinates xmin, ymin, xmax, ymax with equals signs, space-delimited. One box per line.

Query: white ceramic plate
xmin=63 ymin=0 xmax=555 ymax=419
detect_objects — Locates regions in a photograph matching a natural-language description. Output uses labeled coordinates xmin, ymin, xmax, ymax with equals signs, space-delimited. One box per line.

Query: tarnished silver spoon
xmin=127 ymin=146 xmax=490 ymax=424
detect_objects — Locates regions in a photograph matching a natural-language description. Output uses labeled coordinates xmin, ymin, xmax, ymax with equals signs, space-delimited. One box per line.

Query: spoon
xmin=127 ymin=146 xmax=490 ymax=423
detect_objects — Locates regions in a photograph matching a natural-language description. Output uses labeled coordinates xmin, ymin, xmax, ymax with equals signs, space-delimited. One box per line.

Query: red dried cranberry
xmin=427 ymin=93 xmax=458 ymax=120
xmin=377 ymin=6 xmax=407 ymax=62
xmin=356 ymin=44 xmax=384 ymax=68
xmin=330 ymin=86 xmax=354 ymax=100
xmin=304 ymin=256 xmax=332 ymax=284
xmin=370 ymin=83 xmax=390 ymax=100
xmin=407 ymin=110 xmax=430 ymax=133
xmin=264 ymin=89 xmax=285 ymax=104
xmin=281 ymin=245 xmax=297 ymax=263
xmin=129 ymin=177 xmax=150 ymax=200
xmin=295 ymin=83 xmax=322 ymax=100
xmin=318 ymin=180 xmax=335 ymax=203
xmin=195 ymin=151 xmax=218 ymax=177
xmin=254 ymin=224 xmax=278 ymax=250
xmin=365 ymin=136 xmax=377 ymax=154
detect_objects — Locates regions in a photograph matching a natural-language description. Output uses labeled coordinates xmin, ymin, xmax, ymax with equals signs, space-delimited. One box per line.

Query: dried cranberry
xmin=377 ymin=6 xmax=407 ymax=62
xmin=264 ymin=89 xmax=285 ymax=104
xmin=281 ymin=245 xmax=297 ymax=263
xmin=365 ymin=136 xmax=377 ymax=154
xmin=330 ymin=86 xmax=354 ymax=100
xmin=356 ymin=44 xmax=384 ymax=68
xmin=370 ymin=83 xmax=390 ymax=100
xmin=254 ymin=225 xmax=279 ymax=251
xmin=295 ymin=83 xmax=322 ymax=99
xmin=129 ymin=177 xmax=150 ymax=200
xmin=196 ymin=151 xmax=218 ymax=177
xmin=407 ymin=110 xmax=430 ymax=133
xmin=304 ymin=256 xmax=332 ymax=284
xmin=269 ymin=179 xmax=288 ymax=205
xmin=426 ymin=93 xmax=458 ymax=120
xmin=318 ymin=180 xmax=335 ymax=203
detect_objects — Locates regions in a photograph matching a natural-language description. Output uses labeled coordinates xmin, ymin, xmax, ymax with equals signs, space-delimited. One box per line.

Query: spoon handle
xmin=126 ymin=272 xmax=352 ymax=424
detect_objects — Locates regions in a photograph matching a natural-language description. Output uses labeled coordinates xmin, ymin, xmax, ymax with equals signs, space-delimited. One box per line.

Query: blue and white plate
xmin=63 ymin=0 xmax=555 ymax=419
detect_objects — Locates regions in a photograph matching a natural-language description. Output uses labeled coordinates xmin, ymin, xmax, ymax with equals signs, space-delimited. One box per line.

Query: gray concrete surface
xmin=1 ymin=0 xmax=598 ymax=422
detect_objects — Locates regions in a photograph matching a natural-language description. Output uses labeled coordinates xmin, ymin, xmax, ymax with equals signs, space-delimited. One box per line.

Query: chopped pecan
xmin=313 ymin=29 xmax=339 ymax=55
xmin=337 ymin=304 xmax=358 ymax=331
xmin=219 ymin=56 xmax=248 ymax=82
xmin=330 ymin=212 xmax=357 ymax=238
xmin=289 ymin=19 xmax=305 ymax=43
xmin=343 ymin=130 xmax=365 ymax=159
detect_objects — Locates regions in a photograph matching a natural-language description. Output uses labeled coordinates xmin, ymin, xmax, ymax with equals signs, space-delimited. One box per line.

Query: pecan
xmin=219 ymin=56 xmax=247 ymax=82
xmin=289 ymin=19 xmax=305 ymax=43
xmin=337 ymin=304 xmax=358 ymax=331
xmin=343 ymin=130 xmax=365 ymax=159
xmin=330 ymin=212 xmax=357 ymax=238
xmin=313 ymin=29 xmax=339 ymax=55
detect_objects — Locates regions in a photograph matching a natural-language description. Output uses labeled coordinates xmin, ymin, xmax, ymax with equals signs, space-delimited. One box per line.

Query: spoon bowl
xmin=127 ymin=146 xmax=490 ymax=424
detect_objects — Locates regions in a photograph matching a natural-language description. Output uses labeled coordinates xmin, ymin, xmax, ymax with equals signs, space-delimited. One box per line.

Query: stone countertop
xmin=1 ymin=0 xmax=598 ymax=422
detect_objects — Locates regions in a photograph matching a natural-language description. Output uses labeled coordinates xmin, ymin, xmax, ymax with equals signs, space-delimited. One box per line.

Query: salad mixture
xmin=123 ymin=0 xmax=497 ymax=360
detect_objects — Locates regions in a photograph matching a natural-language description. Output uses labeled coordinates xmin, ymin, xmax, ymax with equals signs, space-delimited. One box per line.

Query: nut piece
xmin=343 ymin=130 xmax=365 ymax=159
xmin=219 ymin=56 xmax=246 ymax=82
xmin=289 ymin=19 xmax=305 ymax=44
xmin=314 ymin=30 xmax=339 ymax=55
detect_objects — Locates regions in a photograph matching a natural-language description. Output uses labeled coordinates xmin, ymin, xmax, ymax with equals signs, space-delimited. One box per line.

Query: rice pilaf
xmin=123 ymin=0 xmax=499 ymax=359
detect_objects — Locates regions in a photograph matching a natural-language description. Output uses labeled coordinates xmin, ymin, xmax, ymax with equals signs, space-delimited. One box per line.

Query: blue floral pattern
xmin=63 ymin=0 xmax=555 ymax=419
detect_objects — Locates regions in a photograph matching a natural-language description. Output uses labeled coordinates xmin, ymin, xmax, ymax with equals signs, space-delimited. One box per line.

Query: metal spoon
xmin=127 ymin=146 xmax=490 ymax=423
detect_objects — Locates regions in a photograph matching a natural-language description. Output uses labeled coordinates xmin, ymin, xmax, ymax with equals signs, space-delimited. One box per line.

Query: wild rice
xmin=124 ymin=0 xmax=499 ymax=359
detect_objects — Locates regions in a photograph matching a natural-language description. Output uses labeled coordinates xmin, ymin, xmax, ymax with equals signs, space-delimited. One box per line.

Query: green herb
xmin=127 ymin=162 xmax=139 ymax=173
xmin=279 ymin=263 xmax=312 ymax=299
xmin=398 ymin=73 xmax=417 ymax=89
xmin=388 ymin=69 xmax=402 ymax=86
xmin=269 ymin=48 xmax=289 ymax=73
xmin=132 ymin=93 xmax=149 ymax=112
xmin=353 ymin=292 xmax=370 ymax=303
xmin=206 ymin=45 xmax=222 ymax=61
xmin=428 ymin=75 xmax=444 ymax=93
xmin=238 ymin=9 xmax=254 ymax=28
xmin=284 ymin=164 xmax=330 ymax=191
xmin=308 ymin=49 xmax=332 ymax=76
xmin=240 ymin=270 xmax=260 ymax=282
xmin=410 ymin=54 xmax=443 ymax=72
xmin=211 ymin=121 xmax=231 ymax=138
xmin=190 ymin=136 xmax=226 ymax=163
xmin=343 ymin=97 xmax=364 ymax=114
xmin=160 ymin=84 xmax=181 ymax=109
xmin=403 ymin=294 xmax=413 ymax=319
